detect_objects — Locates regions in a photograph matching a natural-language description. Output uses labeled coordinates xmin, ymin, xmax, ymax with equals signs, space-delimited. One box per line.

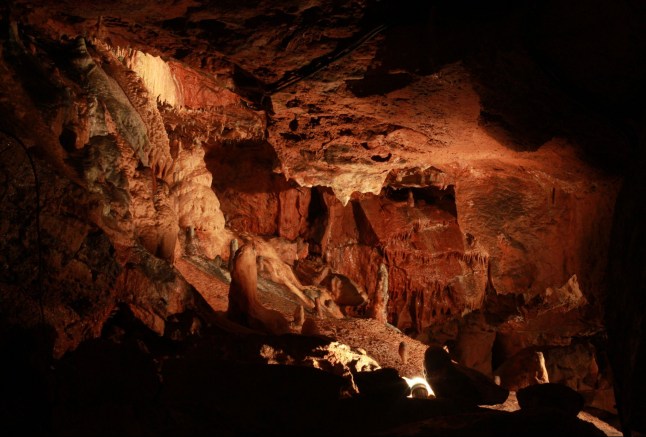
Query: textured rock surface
xmin=227 ymin=243 xmax=291 ymax=335
xmin=494 ymin=349 xmax=549 ymax=392
xmin=423 ymin=345 xmax=509 ymax=406
xmin=1 ymin=0 xmax=645 ymax=434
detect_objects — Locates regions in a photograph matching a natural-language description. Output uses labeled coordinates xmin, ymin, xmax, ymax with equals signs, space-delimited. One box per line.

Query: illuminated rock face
xmin=1 ymin=0 xmax=644 ymax=429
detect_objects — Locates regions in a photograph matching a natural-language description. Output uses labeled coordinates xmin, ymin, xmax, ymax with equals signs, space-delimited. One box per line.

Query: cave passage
xmin=1 ymin=0 xmax=643 ymax=435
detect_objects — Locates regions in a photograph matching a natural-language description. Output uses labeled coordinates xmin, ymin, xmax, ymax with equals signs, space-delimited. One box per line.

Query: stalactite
xmin=436 ymin=249 xmax=489 ymax=268
xmin=396 ymin=291 xmax=413 ymax=332
xmin=415 ymin=289 xmax=424 ymax=334
xmin=93 ymin=40 xmax=175 ymax=183
xmin=369 ymin=262 xmax=389 ymax=323
xmin=70 ymin=38 xmax=151 ymax=167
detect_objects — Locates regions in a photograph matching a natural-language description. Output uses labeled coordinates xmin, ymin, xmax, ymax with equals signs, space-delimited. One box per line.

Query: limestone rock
xmin=543 ymin=342 xmax=616 ymax=414
xmin=369 ymin=263 xmax=390 ymax=323
xmin=227 ymin=244 xmax=290 ymax=335
xmin=324 ymin=273 xmax=369 ymax=307
xmin=292 ymin=305 xmax=305 ymax=329
xmin=0 ymin=2 xmax=638 ymax=434
xmin=494 ymin=349 xmax=549 ymax=392
xmin=301 ymin=318 xmax=320 ymax=336
xmin=453 ymin=312 xmax=496 ymax=377
xmin=137 ymin=178 xmax=178 ymax=264
xmin=171 ymin=144 xmax=230 ymax=260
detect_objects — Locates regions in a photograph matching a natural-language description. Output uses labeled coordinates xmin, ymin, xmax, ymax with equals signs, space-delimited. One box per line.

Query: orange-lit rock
xmin=250 ymin=235 xmax=317 ymax=309
xmin=1 ymin=1 xmax=642 ymax=433
xmin=171 ymin=142 xmax=230 ymax=259
xmin=227 ymin=244 xmax=291 ymax=335
xmin=544 ymin=342 xmax=616 ymax=414
xmin=494 ymin=349 xmax=550 ymax=392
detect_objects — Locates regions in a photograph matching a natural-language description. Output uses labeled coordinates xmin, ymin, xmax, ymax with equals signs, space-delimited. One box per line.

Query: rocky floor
xmin=66 ymin=253 xmax=617 ymax=437
xmin=1 ymin=306 xmax=621 ymax=437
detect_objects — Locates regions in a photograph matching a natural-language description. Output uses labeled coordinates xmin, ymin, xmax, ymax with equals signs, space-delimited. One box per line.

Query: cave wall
xmin=1 ymin=0 xmax=645 ymax=432
xmin=606 ymin=118 xmax=646 ymax=434
xmin=0 ymin=21 xmax=252 ymax=354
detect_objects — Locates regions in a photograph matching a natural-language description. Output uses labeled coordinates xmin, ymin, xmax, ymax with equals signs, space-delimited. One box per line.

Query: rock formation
xmin=228 ymin=238 xmax=238 ymax=271
xmin=227 ymin=244 xmax=290 ymax=335
xmin=424 ymin=345 xmax=509 ymax=406
xmin=292 ymin=304 xmax=305 ymax=331
xmin=370 ymin=263 xmax=390 ymax=323
xmin=398 ymin=341 xmax=408 ymax=365
xmin=137 ymin=178 xmax=178 ymax=264
xmin=0 ymin=0 xmax=643 ymax=434
xmin=494 ymin=349 xmax=550 ymax=392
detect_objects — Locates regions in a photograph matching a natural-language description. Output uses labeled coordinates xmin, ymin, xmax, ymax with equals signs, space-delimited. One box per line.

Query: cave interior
xmin=1 ymin=0 xmax=645 ymax=436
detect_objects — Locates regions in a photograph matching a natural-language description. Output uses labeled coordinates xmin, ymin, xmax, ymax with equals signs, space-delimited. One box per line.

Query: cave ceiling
xmin=10 ymin=0 xmax=642 ymax=181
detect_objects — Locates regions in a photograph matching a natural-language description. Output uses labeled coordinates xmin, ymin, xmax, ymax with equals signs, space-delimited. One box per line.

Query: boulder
xmin=517 ymin=383 xmax=585 ymax=417
xmin=354 ymin=368 xmax=410 ymax=400
xmin=424 ymin=346 xmax=508 ymax=405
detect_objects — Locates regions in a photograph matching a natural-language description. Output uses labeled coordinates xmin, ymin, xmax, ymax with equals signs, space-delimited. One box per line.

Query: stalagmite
xmin=398 ymin=341 xmax=408 ymax=364
xmin=315 ymin=297 xmax=323 ymax=317
xmin=229 ymin=238 xmax=238 ymax=271
xmin=185 ymin=226 xmax=197 ymax=255
xmin=293 ymin=304 xmax=305 ymax=329
xmin=227 ymin=244 xmax=290 ymax=335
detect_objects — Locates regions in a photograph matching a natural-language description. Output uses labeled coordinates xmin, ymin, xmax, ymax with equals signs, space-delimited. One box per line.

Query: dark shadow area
xmin=347 ymin=73 xmax=414 ymax=97
xmin=205 ymin=139 xmax=301 ymax=235
xmin=0 ymin=305 xmax=606 ymax=437
xmin=0 ymin=324 xmax=56 ymax=437
xmin=384 ymin=185 xmax=457 ymax=217
xmin=205 ymin=139 xmax=284 ymax=195
xmin=361 ymin=0 xmax=642 ymax=172
xmin=305 ymin=186 xmax=329 ymax=257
